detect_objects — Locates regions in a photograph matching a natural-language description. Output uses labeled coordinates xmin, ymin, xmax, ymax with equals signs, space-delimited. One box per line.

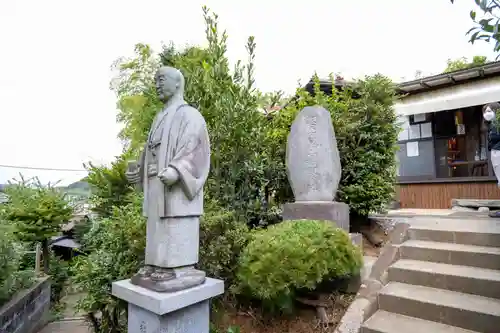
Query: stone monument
xmin=111 ymin=66 xmax=223 ymax=333
xmin=282 ymin=106 xmax=350 ymax=232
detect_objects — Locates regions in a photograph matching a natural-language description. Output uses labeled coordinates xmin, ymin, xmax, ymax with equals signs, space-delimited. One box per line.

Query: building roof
xmin=397 ymin=60 xmax=500 ymax=95
xmin=305 ymin=61 xmax=500 ymax=98
xmin=50 ymin=236 xmax=81 ymax=249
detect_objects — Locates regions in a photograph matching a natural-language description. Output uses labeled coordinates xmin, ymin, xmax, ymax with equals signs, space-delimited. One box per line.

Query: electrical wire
xmin=0 ymin=164 xmax=87 ymax=172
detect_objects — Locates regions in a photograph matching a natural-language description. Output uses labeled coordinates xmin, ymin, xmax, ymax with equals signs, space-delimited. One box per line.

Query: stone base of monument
xmin=349 ymin=232 xmax=363 ymax=247
xmin=283 ymin=201 xmax=349 ymax=232
xmin=112 ymin=278 xmax=224 ymax=333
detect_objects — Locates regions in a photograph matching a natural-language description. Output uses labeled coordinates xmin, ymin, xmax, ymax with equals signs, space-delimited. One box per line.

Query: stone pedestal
xmin=112 ymin=278 xmax=224 ymax=333
xmin=283 ymin=201 xmax=349 ymax=231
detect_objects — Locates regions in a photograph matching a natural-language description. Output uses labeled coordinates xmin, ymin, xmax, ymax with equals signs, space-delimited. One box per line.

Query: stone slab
xmin=286 ymin=106 xmax=341 ymax=201
xmin=112 ymin=278 xmax=224 ymax=316
xmin=451 ymin=198 xmax=500 ymax=209
xmin=38 ymin=320 xmax=91 ymax=333
xmin=128 ymin=300 xmax=209 ymax=333
xmin=282 ymin=201 xmax=349 ymax=231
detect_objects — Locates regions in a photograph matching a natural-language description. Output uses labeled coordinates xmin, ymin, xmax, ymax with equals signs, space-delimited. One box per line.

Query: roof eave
xmin=398 ymin=61 xmax=500 ymax=95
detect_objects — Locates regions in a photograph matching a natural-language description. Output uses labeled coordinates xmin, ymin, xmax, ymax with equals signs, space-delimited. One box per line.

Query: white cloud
xmin=0 ymin=0 xmax=495 ymax=185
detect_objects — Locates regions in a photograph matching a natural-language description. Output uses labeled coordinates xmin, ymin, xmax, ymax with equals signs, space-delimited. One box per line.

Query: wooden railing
xmin=23 ymin=243 xmax=42 ymax=274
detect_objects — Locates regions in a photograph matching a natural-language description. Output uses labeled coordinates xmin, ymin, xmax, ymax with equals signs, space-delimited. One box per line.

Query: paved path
xmin=38 ymin=292 xmax=91 ymax=333
xmin=38 ymin=319 xmax=91 ymax=333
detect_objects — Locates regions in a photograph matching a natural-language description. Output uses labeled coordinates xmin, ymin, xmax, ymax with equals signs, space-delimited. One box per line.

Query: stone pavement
xmin=37 ymin=292 xmax=91 ymax=333
xmin=38 ymin=319 xmax=91 ymax=333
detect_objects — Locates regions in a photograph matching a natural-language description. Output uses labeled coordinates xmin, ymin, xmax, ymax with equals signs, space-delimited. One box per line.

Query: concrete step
xmin=378 ymin=282 xmax=500 ymax=333
xmin=408 ymin=219 xmax=500 ymax=247
xmin=361 ymin=310 xmax=479 ymax=333
xmin=388 ymin=259 xmax=500 ymax=299
xmin=400 ymin=240 xmax=500 ymax=270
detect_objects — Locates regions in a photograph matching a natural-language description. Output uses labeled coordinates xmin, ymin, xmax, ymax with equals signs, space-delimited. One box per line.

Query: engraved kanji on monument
xmin=283 ymin=105 xmax=350 ymax=232
xmin=286 ymin=106 xmax=341 ymax=201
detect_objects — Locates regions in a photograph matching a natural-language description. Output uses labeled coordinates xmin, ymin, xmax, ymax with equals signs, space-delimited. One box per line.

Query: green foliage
xmin=2 ymin=177 xmax=73 ymax=243
xmin=0 ymin=223 xmax=35 ymax=307
xmin=450 ymin=0 xmax=500 ymax=56
xmin=444 ymin=55 xmax=488 ymax=72
xmin=235 ymin=220 xmax=363 ymax=312
xmin=71 ymin=192 xmax=145 ymax=333
xmin=2 ymin=177 xmax=73 ymax=273
xmin=268 ymin=75 xmax=399 ymax=217
xmin=84 ymin=153 xmax=135 ymax=218
xmin=49 ymin=253 xmax=70 ymax=305
xmin=199 ymin=206 xmax=250 ymax=289
xmin=111 ymin=43 xmax=163 ymax=153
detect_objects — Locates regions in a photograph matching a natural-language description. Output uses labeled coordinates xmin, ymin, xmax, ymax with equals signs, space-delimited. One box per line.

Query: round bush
xmin=235 ymin=220 xmax=363 ymax=308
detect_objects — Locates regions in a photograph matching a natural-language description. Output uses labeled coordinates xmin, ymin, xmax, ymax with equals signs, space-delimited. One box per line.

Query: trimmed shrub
xmin=235 ymin=220 xmax=363 ymax=312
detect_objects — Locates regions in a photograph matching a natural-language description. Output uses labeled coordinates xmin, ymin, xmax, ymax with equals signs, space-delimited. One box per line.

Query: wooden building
xmin=306 ymin=61 xmax=500 ymax=209
xmin=395 ymin=61 xmax=500 ymax=208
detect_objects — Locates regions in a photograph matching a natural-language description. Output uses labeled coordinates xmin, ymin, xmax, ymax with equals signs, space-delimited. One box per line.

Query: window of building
xmin=397 ymin=104 xmax=491 ymax=181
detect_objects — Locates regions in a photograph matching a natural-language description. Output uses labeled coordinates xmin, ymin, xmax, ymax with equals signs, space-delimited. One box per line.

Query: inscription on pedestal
xmin=140 ymin=321 xmax=147 ymax=333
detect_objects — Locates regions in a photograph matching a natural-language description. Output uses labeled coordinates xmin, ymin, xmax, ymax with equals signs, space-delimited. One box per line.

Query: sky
xmin=0 ymin=0 xmax=497 ymax=186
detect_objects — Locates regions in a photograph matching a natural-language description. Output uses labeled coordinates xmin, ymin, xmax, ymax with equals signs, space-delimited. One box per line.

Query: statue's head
xmin=155 ymin=66 xmax=185 ymax=102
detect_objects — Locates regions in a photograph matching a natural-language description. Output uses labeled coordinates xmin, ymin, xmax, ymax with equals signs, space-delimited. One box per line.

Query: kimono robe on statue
xmin=139 ymin=102 xmax=210 ymax=268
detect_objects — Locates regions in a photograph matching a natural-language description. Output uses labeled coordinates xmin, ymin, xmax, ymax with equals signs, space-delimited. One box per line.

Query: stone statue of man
xmin=125 ymin=66 xmax=211 ymax=292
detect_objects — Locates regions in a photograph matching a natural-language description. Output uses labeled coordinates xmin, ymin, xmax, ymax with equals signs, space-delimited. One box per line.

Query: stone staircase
xmin=360 ymin=218 xmax=500 ymax=333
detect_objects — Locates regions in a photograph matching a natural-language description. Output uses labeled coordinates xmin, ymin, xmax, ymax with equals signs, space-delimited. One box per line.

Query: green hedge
xmin=235 ymin=220 xmax=363 ymax=312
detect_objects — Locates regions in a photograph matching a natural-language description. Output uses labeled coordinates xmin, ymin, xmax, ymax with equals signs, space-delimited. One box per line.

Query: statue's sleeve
xmin=168 ymin=110 xmax=211 ymax=200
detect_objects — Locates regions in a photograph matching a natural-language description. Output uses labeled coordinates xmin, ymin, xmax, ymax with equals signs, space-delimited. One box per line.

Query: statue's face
xmin=155 ymin=71 xmax=177 ymax=101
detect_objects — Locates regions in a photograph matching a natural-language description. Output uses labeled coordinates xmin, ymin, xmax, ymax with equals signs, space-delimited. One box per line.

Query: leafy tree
xmin=450 ymin=0 xmax=500 ymax=55
xmin=84 ymin=153 xmax=135 ymax=218
xmin=2 ymin=177 xmax=73 ymax=273
xmin=444 ymin=55 xmax=488 ymax=72
xmin=110 ymin=43 xmax=162 ymax=154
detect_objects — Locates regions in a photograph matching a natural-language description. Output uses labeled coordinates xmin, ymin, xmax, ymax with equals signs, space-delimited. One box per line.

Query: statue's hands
xmin=158 ymin=167 xmax=179 ymax=186
xmin=126 ymin=161 xmax=141 ymax=184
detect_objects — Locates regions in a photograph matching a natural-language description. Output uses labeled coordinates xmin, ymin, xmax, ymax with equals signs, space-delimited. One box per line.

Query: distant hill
xmin=66 ymin=181 xmax=90 ymax=191
xmin=63 ymin=181 xmax=91 ymax=198
xmin=0 ymin=181 xmax=91 ymax=201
